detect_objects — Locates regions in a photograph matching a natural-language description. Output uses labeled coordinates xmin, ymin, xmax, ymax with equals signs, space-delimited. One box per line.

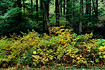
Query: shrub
xmin=0 ymin=26 xmax=105 ymax=68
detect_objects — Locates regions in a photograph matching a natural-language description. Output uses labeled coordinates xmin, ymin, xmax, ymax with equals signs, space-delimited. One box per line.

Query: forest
xmin=0 ymin=0 xmax=105 ymax=69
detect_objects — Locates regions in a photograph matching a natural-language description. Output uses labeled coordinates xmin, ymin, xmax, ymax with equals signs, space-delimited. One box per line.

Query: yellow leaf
xmin=33 ymin=51 xmax=36 ymax=54
xmin=103 ymin=55 xmax=105 ymax=58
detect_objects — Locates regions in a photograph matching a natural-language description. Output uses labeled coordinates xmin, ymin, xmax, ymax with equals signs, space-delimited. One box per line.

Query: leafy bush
xmin=0 ymin=26 xmax=105 ymax=68
xmin=0 ymin=31 xmax=40 ymax=67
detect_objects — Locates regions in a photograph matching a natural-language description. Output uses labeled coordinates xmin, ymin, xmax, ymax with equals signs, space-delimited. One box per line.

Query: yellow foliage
xmin=99 ymin=46 xmax=103 ymax=51
xmin=77 ymin=57 xmax=80 ymax=60
xmin=33 ymin=51 xmax=36 ymax=54
xmin=103 ymin=55 xmax=105 ymax=58
xmin=0 ymin=26 xmax=103 ymax=67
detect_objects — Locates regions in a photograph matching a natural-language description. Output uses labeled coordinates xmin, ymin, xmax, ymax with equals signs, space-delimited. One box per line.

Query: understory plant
xmin=0 ymin=26 xmax=105 ymax=68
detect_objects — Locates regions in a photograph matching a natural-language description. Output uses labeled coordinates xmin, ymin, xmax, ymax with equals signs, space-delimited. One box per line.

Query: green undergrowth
xmin=0 ymin=26 xmax=105 ymax=68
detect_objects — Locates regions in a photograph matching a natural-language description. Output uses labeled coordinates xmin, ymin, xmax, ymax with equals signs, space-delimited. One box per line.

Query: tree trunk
xmin=92 ymin=0 xmax=98 ymax=23
xmin=17 ymin=0 xmax=22 ymax=23
xmin=96 ymin=0 xmax=98 ymax=22
xmin=79 ymin=0 xmax=83 ymax=34
xmin=39 ymin=0 xmax=42 ymax=10
xmin=55 ymin=0 xmax=59 ymax=26
xmin=40 ymin=0 xmax=45 ymax=32
xmin=63 ymin=0 xmax=65 ymax=15
xmin=31 ymin=0 xmax=33 ymax=8
xmin=42 ymin=1 xmax=51 ymax=34
xmin=23 ymin=0 xmax=25 ymax=13
xmin=86 ymin=0 xmax=91 ymax=22
xmin=73 ymin=0 xmax=75 ymax=17
xmin=36 ymin=0 xmax=38 ymax=23
xmin=59 ymin=0 xmax=62 ymax=15
xmin=66 ymin=0 xmax=72 ymax=25
xmin=66 ymin=0 xmax=70 ymax=21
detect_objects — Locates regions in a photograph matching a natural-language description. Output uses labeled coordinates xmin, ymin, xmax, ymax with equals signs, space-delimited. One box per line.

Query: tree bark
xmin=73 ymin=0 xmax=75 ymax=17
xmin=86 ymin=0 xmax=91 ymax=23
xmin=17 ymin=0 xmax=22 ymax=22
xmin=66 ymin=0 xmax=72 ymax=21
xmin=36 ymin=0 xmax=38 ymax=23
xmin=31 ymin=0 xmax=33 ymax=8
xmin=55 ymin=0 xmax=59 ymax=26
xmin=42 ymin=1 xmax=51 ymax=34
xmin=79 ymin=0 xmax=83 ymax=34
xmin=63 ymin=0 xmax=65 ymax=15
xmin=59 ymin=0 xmax=62 ymax=15
xmin=96 ymin=0 xmax=98 ymax=22
xmin=92 ymin=0 xmax=98 ymax=22
xmin=39 ymin=0 xmax=42 ymax=10
xmin=86 ymin=0 xmax=91 ymax=22
xmin=66 ymin=0 xmax=69 ymax=21
xmin=23 ymin=0 xmax=25 ymax=13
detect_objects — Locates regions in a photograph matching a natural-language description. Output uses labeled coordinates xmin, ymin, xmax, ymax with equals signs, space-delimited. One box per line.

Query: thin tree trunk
xmin=66 ymin=0 xmax=72 ymax=24
xmin=46 ymin=1 xmax=49 ymax=20
xmin=39 ymin=0 xmax=42 ymax=10
xmin=92 ymin=0 xmax=96 ymax=12
xmin=23 ymin=0 xmax=25 ymax=13
xmin=79 ymin=0 xmax=83 ymax=34
xmin=92 ymin=0 xmax=98 ymax=22
xmin=86 ymin=0 xmax=91 ymax=22
xmin=42 ymin=1 xmax=51 ymax=34
xmin=17 ymin=0 xmax=22 ymax=22
xmin=36 ymin=0 xmax=38 ymax=23
xmin=59 ymin=0 xmax=62 ymax=15
xmin=63 ymin=0 xmax=65 ymax=15
xmin=31 ymin=0 xmax=33 ymax=8
xmin=96 ymin=0 xmax=98 ymax=22
xmin=40 ymin=0 xmax=45 ymax=32
xmin=43 ymin=12 xmax=45 ymax=32
xmin=66 ymin=0 xmax=70 ymax=21
xmin=55 ymin=0 xmax=59 ymax=26
xmin=73 ymin=0 xmax=75 ymax=17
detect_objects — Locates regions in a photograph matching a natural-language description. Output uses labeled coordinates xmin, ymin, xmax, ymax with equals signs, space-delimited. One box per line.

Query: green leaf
xmin=99 ymin=56 xmax=102 ymax=58
xmin=95 ymin=59 xmax=99 ymax=63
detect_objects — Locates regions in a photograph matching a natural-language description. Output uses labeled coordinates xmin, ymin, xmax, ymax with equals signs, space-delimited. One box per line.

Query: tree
xmin=63 ymin=0 xmax=66 ymax=15
xmin=96 ymin=0 xmax=98 ymax=22
xmin=36 ymin=0 xmax=38 ymax=23
xmin=55 ymin=0 xmax=59 ymax=26
xmin=73 ymin=0 xmax=75 ymax=17
xmin=92 ymin=0 xmax=98 ymax=23
xmin=0 ymin=0 xmax=21 ymax=35
xmin=31 ymin=0 xmax=33 ymax=8
xmin=42 ymin=0 xmax=51 ymax=34
xmin=66 ymin=0 xmax=70 ymax=21
xmin=16 ymin=0 xmax=22 ymax=23
xmin=59 ymin=0 xmax=62 ymax=15
xmin=79 ymin=0 xmax=83 ymax=34
xmin=86 ymin=0 xmax=91 ymax=23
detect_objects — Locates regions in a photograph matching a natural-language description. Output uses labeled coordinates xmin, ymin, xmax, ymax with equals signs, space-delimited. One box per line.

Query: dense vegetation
xmin=0 ymin=0 xmax=105 ymax=69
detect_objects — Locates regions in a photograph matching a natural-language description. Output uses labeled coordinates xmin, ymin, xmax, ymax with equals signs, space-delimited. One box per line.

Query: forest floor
xmin=1 ymin=63 xmax=105 ymax=70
